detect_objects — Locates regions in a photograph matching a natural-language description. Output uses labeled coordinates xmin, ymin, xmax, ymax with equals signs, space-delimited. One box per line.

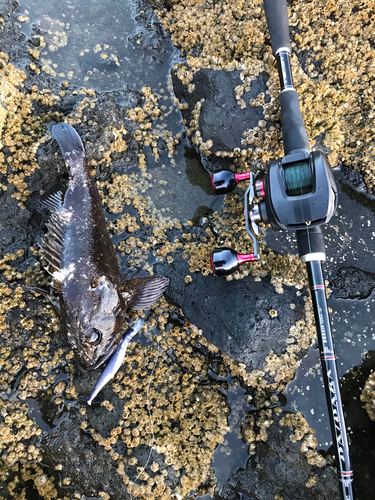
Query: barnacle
xmin=361 ymin=371 xmax=375 ymax=422
xmin=2 ymin=0 xmax=372 ymax=496
xmin=156 ymin=0 xmax=375 ymax=187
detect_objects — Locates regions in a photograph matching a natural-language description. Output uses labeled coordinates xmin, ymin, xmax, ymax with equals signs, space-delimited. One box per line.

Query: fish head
xmin=68 ymin=276 xmax=127 ymax=370
xmin=64 ymin=273 xmax=169 ymax=370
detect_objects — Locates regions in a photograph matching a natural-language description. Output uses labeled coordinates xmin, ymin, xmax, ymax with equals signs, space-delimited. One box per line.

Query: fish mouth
xmin=87 ymin=332 xmax=122 ymax=371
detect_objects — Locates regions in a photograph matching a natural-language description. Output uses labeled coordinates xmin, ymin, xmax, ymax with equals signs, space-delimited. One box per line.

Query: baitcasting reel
xmin=211 ymin=150 xmax=338 ymax=276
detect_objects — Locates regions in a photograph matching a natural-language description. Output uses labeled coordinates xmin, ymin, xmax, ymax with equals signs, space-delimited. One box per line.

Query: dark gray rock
xmin=156 ymin=252 xmax=306 ymax=374
xmin=220 ymin=414 xmax=340 ymax=500
xmin=330 ymin=266 xmax=375 ymax=300
xmin=0 ymin=0 xmax=15 ymax=17
xmin=172 ymin=68 xmax=273 ymax=152
xmin=145 ymin=0 xmax=172 ymax=9
xmin=39 ymin=412 xmax=128 ymax=497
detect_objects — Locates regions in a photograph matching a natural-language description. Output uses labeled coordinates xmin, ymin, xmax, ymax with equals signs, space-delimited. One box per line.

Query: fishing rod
xmin=209 ymin=1 xmax=354 ymax=499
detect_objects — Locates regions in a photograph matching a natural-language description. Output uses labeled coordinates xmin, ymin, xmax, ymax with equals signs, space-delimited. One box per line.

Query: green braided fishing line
xmin=284 ymin=162 xmax=313 ymax=196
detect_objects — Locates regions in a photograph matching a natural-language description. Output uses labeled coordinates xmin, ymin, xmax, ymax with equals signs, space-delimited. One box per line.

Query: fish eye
xmin=85 ymin=328 xmax=102 ymax=346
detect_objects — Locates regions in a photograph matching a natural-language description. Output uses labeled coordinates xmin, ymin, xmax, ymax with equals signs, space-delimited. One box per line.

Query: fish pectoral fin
xmin=119 ymin=275 xmax=169 ymax=310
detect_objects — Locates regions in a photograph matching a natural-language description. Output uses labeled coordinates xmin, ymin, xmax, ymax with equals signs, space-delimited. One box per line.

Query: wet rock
xmin=145 ymin=0 xmax=172 ymax=10
xmin=171 ymin=68 xmax=272 ymax=152
xmin=220 ymin=414 xmax=340 ymax=500
xmin=0 ymin=0 xmax=23 ymax=57
xmin=330 ymin=267 xmax=375 ymax=300
xmin=185 ymin=147 xmax=215 ymax=195
xmin=39 ymin=412 xmax=127 ymax=497
xmin=156 ymin=252 xmax=306 ymax=373
xmin=0 ymin=0 xmax=15 ymax=17
xmin=340 ymin=351 xmax=375 ymax=500
xmin=341 ymin=163 xmax=375 ymax=198
xmin=0 ymin=192 xmax=34 ymax=254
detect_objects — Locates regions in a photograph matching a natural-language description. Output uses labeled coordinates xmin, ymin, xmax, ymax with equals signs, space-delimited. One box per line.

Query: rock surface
xmin=220 ymin=415 xmax=340 ymax=500
xmin=1 ymin=0 xmax=375 ymax=499
xmin=171 ymin=68 xmax=273 ymax=152
xmin=156 ymin=252 xmax=306 ymax=374
xmin=330 ymin=266 xmax=375 ymax=300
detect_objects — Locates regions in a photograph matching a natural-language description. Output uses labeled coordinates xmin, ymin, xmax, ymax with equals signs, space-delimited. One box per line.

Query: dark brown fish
xmin=40 ymin=123 xmax=168 ymax=369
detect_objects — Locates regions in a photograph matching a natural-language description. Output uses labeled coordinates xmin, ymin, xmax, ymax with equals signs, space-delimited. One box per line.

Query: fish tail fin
xmin=52 ymin=123 xmax=85 ymax=161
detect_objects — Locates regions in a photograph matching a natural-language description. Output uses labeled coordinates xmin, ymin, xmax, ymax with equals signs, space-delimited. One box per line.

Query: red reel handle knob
xmin=211 ymin=171 xmax=250 ymax=195
xmin=211 ymin=248 xmax=255 ymax=276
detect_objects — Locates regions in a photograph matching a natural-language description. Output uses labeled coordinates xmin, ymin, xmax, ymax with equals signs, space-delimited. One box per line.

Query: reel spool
xmin=283 ymin=161 xmax=313 ymax=196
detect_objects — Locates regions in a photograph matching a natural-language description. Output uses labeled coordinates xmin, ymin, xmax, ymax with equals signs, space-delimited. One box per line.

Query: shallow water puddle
xmin=16 ymin=0 xmax=178 ymax=92
xmin=142 ymin=137 xmax=218 ymax=222
xmin=207 ymin=371 xmax=252 ymax=494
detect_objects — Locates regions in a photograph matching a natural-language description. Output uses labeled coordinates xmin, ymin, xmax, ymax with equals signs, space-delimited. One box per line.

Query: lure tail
xmin=85 ymin=319 xmax=145 ymax=405
xmin=52 ymin=123 xmax=85 ymax=161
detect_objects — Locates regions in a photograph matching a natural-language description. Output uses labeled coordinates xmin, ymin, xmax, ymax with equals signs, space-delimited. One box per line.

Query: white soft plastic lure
xmin=85 ymin=319 xmax=145 ymax=405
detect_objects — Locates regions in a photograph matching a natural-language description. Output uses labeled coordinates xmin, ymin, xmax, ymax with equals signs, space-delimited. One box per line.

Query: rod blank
xmin=306 ymin=260 xmax=354 ymax=500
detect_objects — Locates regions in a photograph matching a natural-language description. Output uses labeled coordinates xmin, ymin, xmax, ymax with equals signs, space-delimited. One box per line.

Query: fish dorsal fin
xmin=41 ymin=190 xmax=63 ymax=212
xmin=39 ymin=211 xmax=66 ymax=276
xmin=119 ymin=276 xmax=169 ymax=310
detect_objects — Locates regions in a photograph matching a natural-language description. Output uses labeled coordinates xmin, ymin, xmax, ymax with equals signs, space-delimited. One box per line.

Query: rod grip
xmin=279 ymin=90 xmax=310 ymax=154
xmin=263 ymin=0 xmax=292 ymax=54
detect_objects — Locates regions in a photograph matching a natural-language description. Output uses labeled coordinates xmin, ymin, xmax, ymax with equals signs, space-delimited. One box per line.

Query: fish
xmin=85 ymin=318 xmax=145 ymax=405
xmin=39 ymin=122 xmax=169 ymax=370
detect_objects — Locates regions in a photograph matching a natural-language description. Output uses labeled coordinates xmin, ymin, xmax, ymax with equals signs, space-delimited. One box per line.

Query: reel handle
xmin=211 ymin=248 xmax=255 ymax=277
xmin=211 ymin=170 xmax=250 ymax=195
